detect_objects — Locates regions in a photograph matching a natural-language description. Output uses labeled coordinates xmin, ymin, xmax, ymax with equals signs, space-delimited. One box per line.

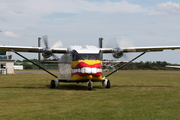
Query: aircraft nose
xmin=88 ymin=75 xmax=93 ymax=79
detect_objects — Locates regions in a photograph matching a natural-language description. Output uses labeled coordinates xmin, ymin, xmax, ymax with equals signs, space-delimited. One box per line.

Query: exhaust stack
xmin=99 ymin=38 xmax=103 ymax=48
xmin=38 ymin=37 xmax=41 ymax=68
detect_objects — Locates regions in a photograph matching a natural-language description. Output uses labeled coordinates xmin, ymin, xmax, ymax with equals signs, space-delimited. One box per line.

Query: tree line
xmin=104 ymin=61 xmax=180 ymax=70
xmin=16 ymin=59 xmax=180 ymax=70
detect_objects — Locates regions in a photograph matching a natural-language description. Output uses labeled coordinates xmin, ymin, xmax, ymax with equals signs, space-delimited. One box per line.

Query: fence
xmin=0 ymin=69 xmax=7 ymax=74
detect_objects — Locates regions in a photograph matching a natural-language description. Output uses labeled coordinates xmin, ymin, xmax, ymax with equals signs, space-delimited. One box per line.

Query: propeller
xmin=41 ymin=35 xmax=63 ymax=62
xmin=116 ymin=36 xmax=134 ymax=49
xmin=106 ymin=36 xmax=134 ymax=60
xmin=42 ymin=35 xmax=48 ymax=48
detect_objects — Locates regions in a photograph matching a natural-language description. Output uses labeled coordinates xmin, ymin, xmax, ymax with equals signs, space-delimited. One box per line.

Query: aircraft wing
xmin=101 ymin=46 xmax=180 ymax=53
xmin=166 ymin=65 xmax=180 ymax=68
xmin=0 ymin=46 xmax=68 ymax=53
xmin=103 ymin=61 xmax=128 ymax=63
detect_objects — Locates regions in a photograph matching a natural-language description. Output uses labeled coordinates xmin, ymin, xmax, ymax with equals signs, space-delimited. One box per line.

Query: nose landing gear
xmin=87 ymin=80 xmax=93 ymax=90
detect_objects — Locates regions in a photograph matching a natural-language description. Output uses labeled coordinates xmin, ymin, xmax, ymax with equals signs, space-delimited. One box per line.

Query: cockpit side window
xmin=72 ymin=50 xmax=83 ymax=61
xmin=98 ymin=50 xmax=103 ymax=60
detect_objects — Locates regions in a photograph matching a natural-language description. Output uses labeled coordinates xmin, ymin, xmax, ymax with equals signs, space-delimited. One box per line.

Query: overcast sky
xmin=1 ymin=0 xmax=180 ymax=63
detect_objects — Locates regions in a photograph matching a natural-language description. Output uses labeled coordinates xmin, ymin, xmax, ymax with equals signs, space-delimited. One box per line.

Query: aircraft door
xmin=58 ymin=53 xmax=72 ymax=79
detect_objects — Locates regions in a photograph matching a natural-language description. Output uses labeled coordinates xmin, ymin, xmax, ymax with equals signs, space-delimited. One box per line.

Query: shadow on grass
xmin=0 ymin=84 xmax=48 ymax=89
xmin=51 ymin=84 xmax=174 ymax=91
xmin=0 ymin=83 xmax=174 ymax=90
xmin=46 ymin=84 xmax=103 ymax=91
xmin=1 ymin=84 xmax=173 ymax=91
xmin=112 ymin=85 xmax=174 ymax=88
xmin=0 ymin=83 xmax=103 ymax=91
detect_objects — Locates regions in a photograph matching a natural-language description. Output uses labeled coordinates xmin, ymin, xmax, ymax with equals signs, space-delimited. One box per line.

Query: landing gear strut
xmin=102 ymin=51 xmax=147 ymax=89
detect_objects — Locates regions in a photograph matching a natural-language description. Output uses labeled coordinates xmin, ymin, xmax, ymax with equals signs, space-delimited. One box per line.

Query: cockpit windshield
xmin=79 ymin=54 xmax=99 ymax=60
xmin=72 ymin=50 xmax=102 ymax=61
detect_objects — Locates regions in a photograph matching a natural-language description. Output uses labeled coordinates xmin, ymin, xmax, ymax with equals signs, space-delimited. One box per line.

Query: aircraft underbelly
xmin=71 ymin=74 xmax=103 ymax=81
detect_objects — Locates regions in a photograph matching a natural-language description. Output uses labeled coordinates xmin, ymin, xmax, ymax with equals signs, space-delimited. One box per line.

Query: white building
xmin=14 ymin=65 xmax=23 ymax=70
xmin=0 ymin=51 xmax=14 ymax=74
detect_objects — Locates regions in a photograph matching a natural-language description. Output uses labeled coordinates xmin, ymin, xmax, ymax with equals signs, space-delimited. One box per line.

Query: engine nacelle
xmin=42 ymin=49 xmax=52 ymax=58
xmin=112 ymin=47 xmax=123 ymax=58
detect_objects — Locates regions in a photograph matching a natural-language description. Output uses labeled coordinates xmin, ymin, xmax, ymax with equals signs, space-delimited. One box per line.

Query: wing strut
xmin=13 ymin=50 xmax=59 ymax=79
xmin=104 ymin=51 xmax=147 ymax=79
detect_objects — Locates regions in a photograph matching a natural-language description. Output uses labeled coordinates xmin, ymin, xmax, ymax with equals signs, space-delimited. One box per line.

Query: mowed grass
xmin=1 ymin=70 xmax=180 ymax=120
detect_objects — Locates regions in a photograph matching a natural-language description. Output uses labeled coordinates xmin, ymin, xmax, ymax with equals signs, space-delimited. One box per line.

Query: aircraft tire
xmin=106 ymin=79 xmax=110 ymax=88
xmin=87 ymin=82 xmax=92 ymax=90
xmin=50 ymin=80 xmax=55 ymax=88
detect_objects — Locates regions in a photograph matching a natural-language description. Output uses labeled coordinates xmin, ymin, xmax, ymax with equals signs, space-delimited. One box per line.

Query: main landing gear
xmin=102 ymin=79 xmax=110 ymax=88
xmin=50 ymin=80 xmax=55 ymax=88
xmin=87 ymin=79 xmax=110 ymax=91
xmin=50 ymin=79 xmax=59 ymax=88
xmin=51 ymin=79 xmax=111 ymax=90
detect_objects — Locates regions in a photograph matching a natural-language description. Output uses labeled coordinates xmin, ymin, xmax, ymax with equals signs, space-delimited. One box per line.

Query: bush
xmin=153 ymin=66 xmax=159 ymax=70
xmin=24 ymin=65 xmax=33 ymax=69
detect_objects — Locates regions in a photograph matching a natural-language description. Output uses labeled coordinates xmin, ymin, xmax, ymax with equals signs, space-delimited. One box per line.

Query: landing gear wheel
xmin=55 ymin=79 xmax=59 ymax=87
xmin=103 ymin=79 xmax=110 ymax=88
xmin=50 ymin=80 xmax=55 ymax=88
xmin=87 ymin=81 xmax=92 ymax=90
xmin=106 ymin=79 xmax=110 ymax=88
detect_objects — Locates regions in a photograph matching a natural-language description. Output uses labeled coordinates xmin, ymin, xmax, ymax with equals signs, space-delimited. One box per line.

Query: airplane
xmin=1 ymin=36 xmax=180 ymax=90
xmin=166 ymin=65 xmax=180 ymax=68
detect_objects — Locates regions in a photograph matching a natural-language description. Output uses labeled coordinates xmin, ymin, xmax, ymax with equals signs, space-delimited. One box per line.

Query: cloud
xmin=1 ymin=0 xmax=143 ymax=16
xmin=0 ymin=17 xmax=7 ymax=22
xmin=41 ymin=0 xmax=143 ymax=13
xmin=72 ymin=1 xmax=143 ymax=13
xmin=156 ymin=1 xmax=180 ymax=14
xmin=4 ymin=31 xmax=20 ymax=38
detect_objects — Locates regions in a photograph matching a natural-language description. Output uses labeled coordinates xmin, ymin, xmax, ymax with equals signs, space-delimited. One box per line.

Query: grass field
xmin=1 ymin=70 xmax=180 ymax=120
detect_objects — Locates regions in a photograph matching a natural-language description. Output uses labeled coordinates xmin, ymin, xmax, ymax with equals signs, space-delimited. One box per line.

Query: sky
xmin=1 ymin=0 xmax=180 ymax=64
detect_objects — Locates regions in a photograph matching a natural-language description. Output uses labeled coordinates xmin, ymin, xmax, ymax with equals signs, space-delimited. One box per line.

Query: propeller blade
xmin=52 ymin=54 xmax=61 ymax=63
xmin=50 ymin=41 xmax=63 ymax=49
xmin=116 ymin=36 xmax=134 ymax=48
xmin=42 ymin=35 xmax=48 ymax=48
xmin=106 ymin=36 xmax=135 ymax=60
